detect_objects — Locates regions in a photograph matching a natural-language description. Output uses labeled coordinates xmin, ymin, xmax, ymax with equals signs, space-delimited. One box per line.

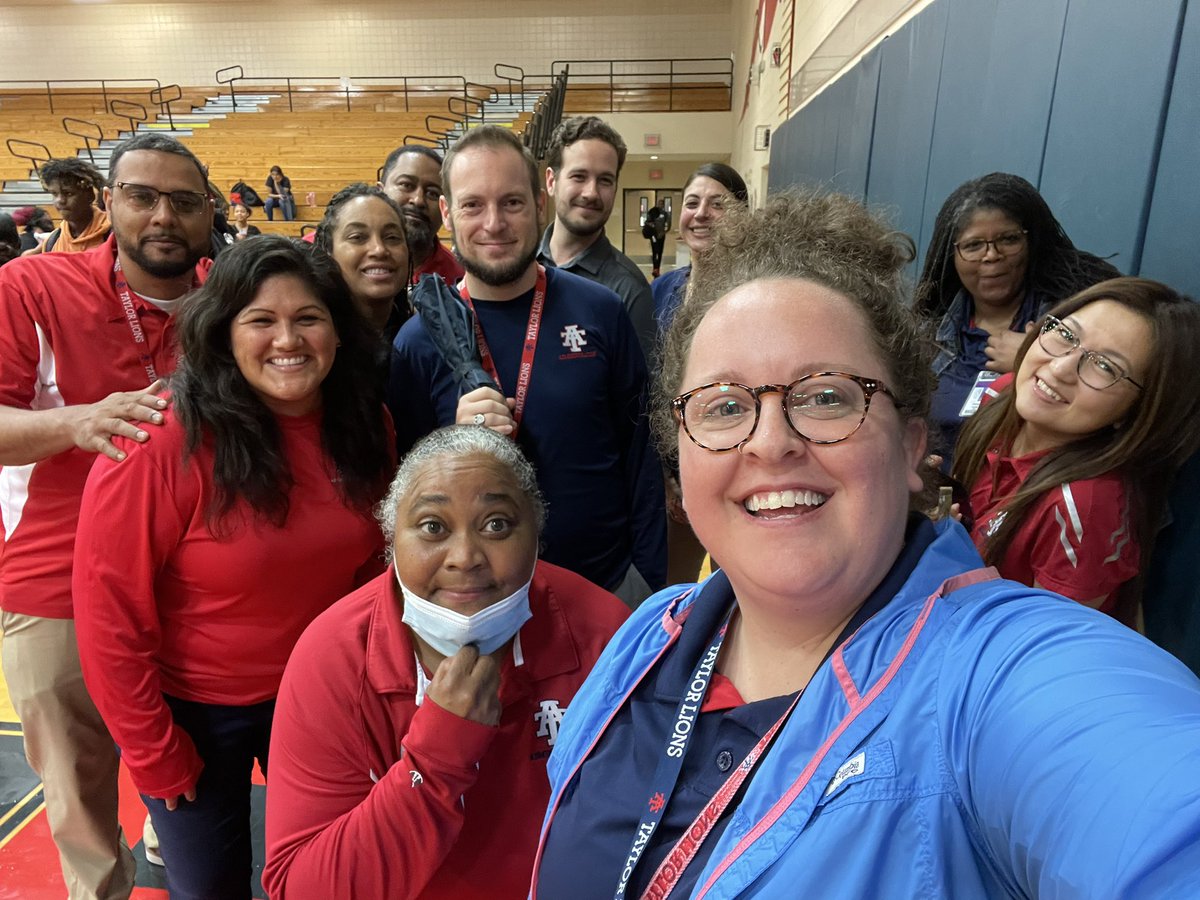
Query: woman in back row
xmin=651 ymin=162 xmax=748 ymax=332
xmin=917 ymin=172 xmax=1118 ymax=458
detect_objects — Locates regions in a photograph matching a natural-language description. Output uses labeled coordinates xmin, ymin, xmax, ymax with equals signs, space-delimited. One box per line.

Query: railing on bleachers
xmin=0 ymin=78 xmax=164 ymax=114
xmin=494 ymin=58 xmax=734 ymax=113
xmin=519 ymin=67 xmax=569 ymax=161
xmin=5 ymin=138 xmax=50 ymax=175
xmin=215 ymin=69 xmax=495 ymax=115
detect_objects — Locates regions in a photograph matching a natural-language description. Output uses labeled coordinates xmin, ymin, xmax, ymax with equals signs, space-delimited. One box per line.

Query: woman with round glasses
xmin=953 ymin=277 xmax=1200 ymax=621
xmin=530 ymin=193 xmax=1200 ymax=898
xmin=917 ymin=172 xmax=1118 ymax=458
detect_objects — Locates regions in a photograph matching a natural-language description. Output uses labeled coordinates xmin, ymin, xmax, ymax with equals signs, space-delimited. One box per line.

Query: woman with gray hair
xmin=264 ymin=425 xmax=628 ymax=900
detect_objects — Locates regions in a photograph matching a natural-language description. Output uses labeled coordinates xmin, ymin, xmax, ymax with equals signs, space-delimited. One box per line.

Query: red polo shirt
xmin=413 ymin=241 xmax=464 ymax=285
xmin=970 ymin=446 xmax=1139 ymax=612
xmin=0 ymin=236 xmax=210 ymax=618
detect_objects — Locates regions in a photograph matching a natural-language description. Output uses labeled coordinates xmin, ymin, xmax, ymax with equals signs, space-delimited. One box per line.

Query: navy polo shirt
xmin=538 ymin=515 xmax=938 ymax=897
xmin=929 ymin=290 xmax=1041 ymax=460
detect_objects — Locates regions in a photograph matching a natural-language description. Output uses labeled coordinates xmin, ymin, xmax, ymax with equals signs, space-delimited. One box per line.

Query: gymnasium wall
xmin=0 ymin=0 xmax=733 ymax=87
xmin=767 ymin=0 xmax=1199 ymax=299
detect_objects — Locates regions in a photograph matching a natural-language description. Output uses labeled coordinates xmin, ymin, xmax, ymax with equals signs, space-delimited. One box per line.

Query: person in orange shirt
xmin=25 ymin=158 xmax=111 ymax=255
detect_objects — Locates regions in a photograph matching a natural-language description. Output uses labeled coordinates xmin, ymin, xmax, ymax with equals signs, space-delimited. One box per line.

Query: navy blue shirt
xmin=651 ymin=265 xmax=690 ymax=333
xmin=388 ymin=266 xmax=666 ymax=592
xmin=929 ymin=290 xmax=1041 ymax=460
xmin=537 ymin=515 xmax=938 ymax=896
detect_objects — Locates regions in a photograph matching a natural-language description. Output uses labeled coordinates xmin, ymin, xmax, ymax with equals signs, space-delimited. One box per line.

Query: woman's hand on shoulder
xmin=426 ymin=645 xmax=502 ymax=726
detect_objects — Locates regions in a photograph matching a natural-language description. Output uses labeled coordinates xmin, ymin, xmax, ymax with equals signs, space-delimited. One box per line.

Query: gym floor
xmin=0 ymin=641 xmax=267 ymax=899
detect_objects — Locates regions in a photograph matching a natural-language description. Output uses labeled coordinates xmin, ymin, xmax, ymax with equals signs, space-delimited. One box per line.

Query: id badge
xmin=959 ymin=370 xmax=1001 ymax=418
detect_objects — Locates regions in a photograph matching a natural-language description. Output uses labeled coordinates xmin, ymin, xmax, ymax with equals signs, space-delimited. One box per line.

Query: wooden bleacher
xmin=1 ymin=77 xmax=726 ymax=234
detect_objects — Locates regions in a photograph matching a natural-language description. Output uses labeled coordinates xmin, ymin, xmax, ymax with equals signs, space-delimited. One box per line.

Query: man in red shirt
xmin=0 ymin=132 xmax=213 ymax=900
xmin=378 ymin=145 xmax=465 ymax=284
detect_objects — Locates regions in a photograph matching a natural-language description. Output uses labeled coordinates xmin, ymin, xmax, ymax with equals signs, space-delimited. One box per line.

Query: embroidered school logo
xmin=561 ymin=324 xmax=588 ymax=352
xmin=985 ymin=510 xmax=1006 ymax=538
xmin=534 ymin=699 xmax=564 ymax=746
xmin=409 ymin=769 xmax=424 ymax=788
xmin=648 ymin=791 xmax=666 ymax=813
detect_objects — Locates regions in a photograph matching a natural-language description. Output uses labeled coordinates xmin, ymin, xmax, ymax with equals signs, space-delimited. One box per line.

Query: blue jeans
xmin=264 ymin=196 xmax=295 ymax=221
xmin=142 ymin=695 xmax=274 ymax=900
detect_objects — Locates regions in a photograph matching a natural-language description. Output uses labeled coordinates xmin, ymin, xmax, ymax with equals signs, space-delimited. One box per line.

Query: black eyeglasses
xmin=954 ymin=230 xmax=1027 ymax=262
xmin=672 ymin=372 xmax=896 ymax=452
xmin=116 ymin=182 xmax=209 ymax=216
xmin=1037 ymin=316 xmax=1143 ymax=390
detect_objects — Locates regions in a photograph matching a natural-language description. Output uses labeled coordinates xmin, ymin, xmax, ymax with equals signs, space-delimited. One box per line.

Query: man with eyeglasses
xmin=378 ymin=145 xmax=464 ymax=285
xmin=0 ymin=132 xmax=213 ymax=900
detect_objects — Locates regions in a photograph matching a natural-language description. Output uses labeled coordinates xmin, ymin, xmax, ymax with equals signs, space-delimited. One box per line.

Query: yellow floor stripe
xmin=0 ymin=784 xmax=42 ymax=829
xmin=0 ymin=801 xmax=45 ymax=851
xmin=0 ymin=730 xmax=21 ymax=737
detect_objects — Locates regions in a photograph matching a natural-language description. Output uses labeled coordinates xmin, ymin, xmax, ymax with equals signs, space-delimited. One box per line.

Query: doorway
xmin=622 ymin=187 xmax=684 ymax=273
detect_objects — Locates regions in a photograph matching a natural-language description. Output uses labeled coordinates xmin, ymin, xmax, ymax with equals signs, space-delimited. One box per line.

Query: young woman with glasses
xmin=917 ymin=172 xmax=1118 ymax=458
xmin=953 ymin=277 xmax=1200 ymax=621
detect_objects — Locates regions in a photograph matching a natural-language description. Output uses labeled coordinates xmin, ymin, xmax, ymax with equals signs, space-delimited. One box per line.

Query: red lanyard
xmin=616 ymin=606 xmax=801 ymax=900
xmin=113 ymin=259 xmax=160 ymax=386
xmin=458 ymin=265 xmax=547 ymax=439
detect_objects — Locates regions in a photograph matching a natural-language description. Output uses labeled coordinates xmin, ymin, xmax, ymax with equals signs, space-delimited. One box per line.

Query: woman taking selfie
xmin=953 ymin=277 xmax=1200 ymax=620
xmin=73 ymin=236 xmax=393 ymax=899
xmin=531 ymin=193 xmax=1200 ymax=898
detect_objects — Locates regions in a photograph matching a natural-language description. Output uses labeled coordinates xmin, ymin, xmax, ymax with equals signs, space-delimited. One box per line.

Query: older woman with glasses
xmin=917 ymin=172 xmax=1118 ymax=458
xmin=953 ymin=277 xmax=1200 ymax=623
xmin=530 ymin=193 xmax=1200 ymax=898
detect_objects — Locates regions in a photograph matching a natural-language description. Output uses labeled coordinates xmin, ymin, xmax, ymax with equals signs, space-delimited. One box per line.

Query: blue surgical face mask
xmin=397 ymin=563 xmax=534 ymax=657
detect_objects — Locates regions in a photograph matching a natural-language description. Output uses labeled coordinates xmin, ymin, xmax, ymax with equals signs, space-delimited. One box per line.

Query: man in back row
xmin=388 ymin=125 xmax=666 ymax=606
xmin=538 ymin=116 xmax=656 ymax=360
xmin=378 ymin=144 xmax=465 ymax=285
xmin=0 ymin=133 xmax=214 ymax=899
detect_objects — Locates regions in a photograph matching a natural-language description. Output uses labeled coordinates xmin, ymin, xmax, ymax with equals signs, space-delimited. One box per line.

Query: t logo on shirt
xmin=561 ymin=325 xmax=588 ymax=353
xmin=534 ymin=698 xmax=564 ymax=746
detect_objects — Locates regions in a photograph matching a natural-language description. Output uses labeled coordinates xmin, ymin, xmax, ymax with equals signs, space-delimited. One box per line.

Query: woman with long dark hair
xmin=953 ymin=277 xmax=1200 ymax=622
xmin=72 ymin=236 xmax=394 ymax=899
xmin=315 ymin=182 xmax=412 ymax=342
xmin=917 ymin=172 xmax=1118 ymax=457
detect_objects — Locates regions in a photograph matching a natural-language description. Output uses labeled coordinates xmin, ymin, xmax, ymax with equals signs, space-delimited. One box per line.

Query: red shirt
xmin=0 ymin=236 xmax=210 ymax=618
xmin=72 ymin=408 xmax=387 ymax=798
xmin=263 ymin=562 xmax=629 ymax=900
xmin=413 ymin=240 xmax=464 ymax=285
xmin=969 ymin=446 xmax=1139 ymax=612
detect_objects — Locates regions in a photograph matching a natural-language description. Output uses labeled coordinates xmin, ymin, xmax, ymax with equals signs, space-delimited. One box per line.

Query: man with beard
xmin=0 ymin=132 xmax=213 ymax=900
xmin=378 ymin=145 xmax=464 ymax=284
xmin=388 ymin=126 xmax=666 ymax=606
xmin=537 ymin=116 xmax=655 ymax=359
